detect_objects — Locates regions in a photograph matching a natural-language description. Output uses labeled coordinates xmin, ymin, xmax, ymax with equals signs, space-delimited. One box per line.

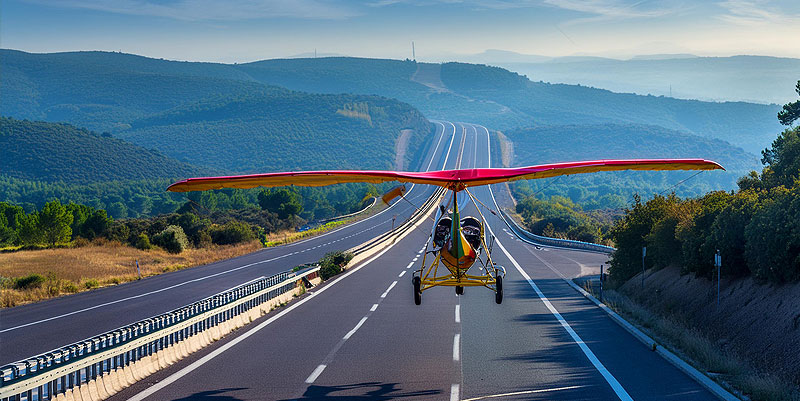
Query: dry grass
xmin=0 ymin=239 xmax=262 ymax=307
xmin=589 ymin=284 xmax=800 ymax=401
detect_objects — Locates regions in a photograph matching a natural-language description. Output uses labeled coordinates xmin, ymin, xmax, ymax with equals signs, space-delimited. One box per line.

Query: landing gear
xmin=413 ymin=276 xmax=422 ymax=305
xmin=495 ymin=274 xmax=503 ymax=304
xmin=455 ymin=286 xmax=464 ymax=295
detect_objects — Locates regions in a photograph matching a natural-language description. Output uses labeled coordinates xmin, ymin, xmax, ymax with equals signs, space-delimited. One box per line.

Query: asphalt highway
xmin=106 ymin=122 xmax=718 ymax=401
xmin=0 ymin=121 xmax=462 ymax=365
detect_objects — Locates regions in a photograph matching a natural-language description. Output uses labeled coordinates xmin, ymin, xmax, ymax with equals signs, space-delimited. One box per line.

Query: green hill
xmin=439 ymin=62 xmax=782 ymax=154
xmin=503 ymin=124 xmax=761 ymax=209
xmin=0 ymin=49 xmax=432 ymax=174
xmin=0 ymin=117 xmax=207 ymax=183
xmin=119 ymin=92 xmax=431 ymax=172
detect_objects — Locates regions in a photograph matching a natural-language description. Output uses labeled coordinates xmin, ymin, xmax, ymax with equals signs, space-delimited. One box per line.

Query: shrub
xmin=14 ymin=273 xmax=46 ymax=290
xmin=319 ymin=251 xmax=353 ymax=280
xmin=151 ymin=225 xmax=189 ymax=254
xmin=135 ymin=233 xmax=152 ymax=250
xmin=209 ymin=221 xmax=255 ymax=245
xmin=84 ymin=279 xmax=100 ymax=289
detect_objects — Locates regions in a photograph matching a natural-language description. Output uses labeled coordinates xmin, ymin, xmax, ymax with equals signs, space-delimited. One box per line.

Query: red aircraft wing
xmin=167 ymin=159 xmax=724 ymax=192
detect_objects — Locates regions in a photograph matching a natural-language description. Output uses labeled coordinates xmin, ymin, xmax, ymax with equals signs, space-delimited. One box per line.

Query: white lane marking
xmin=343 ymin=317 xmax=368 ymax=340
xmin=454 ymin=305 xmax=460 ymax=323
xmin=412 ymin=257 xmax=418 ymax=262
xmin=370 ymin=304 xmax=379 ymax=312
xmin=460 ymin=385 xmax=585 ymax=401
xmin=451 ymin=384 xmax=460 ymax=401
xmin=380 ymin=281 xmax=398 ymax=298
xmin=125 ymin=234 xmax=403 ymax=401
xmin=453 ymin=333 xmax=460 ymax=361
xmin=305 ymin=364 xmax=327 ymax=384
xmin=491 ymin=235 xmax=633 ymax=401
xmin=406 ymin=261 xmax=415 ymax=269
xmin=477 ymin=126 xmax=633 ymax=401
xmin=398 ymin=270 xmax=406 ymax=278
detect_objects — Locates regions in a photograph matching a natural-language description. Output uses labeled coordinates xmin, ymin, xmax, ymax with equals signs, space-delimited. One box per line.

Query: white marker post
xmin=136 ymin=259 xmax=142 ymax=280
xmin=641 ymin=247 xmax=647 ymax=290
xmin=715 ymin=250 xmax=721 ymax=309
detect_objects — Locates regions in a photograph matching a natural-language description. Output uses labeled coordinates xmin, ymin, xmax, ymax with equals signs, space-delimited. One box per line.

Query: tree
xmin=37 ymin=200 xmax=73 ymax=246
xmin=258 ymin=188 xmax=303 ymax=219
xmin=760 ymin=127 xmax=800 ymax=188
xmin=777 ymin=81 xmax=800 ymax=126
xmin=81 ymin=209 xmax=112 ymax=239
xmin=17 ymin=212 xmax=42 ymax=246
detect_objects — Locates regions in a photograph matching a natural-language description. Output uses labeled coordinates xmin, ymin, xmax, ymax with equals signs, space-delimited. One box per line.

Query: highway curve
xmin=0 ymin=121 xmax=460 ymax=365
xmin=99 ymin=122 xmax=720 ymax=401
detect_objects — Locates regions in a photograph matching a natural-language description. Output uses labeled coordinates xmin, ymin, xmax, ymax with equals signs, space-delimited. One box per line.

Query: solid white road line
xmin=343 ymin=317 xmax=369 ymax=340
xmin=478 ymin=125 xmax=633 ymax=401
xmin=454 ymin=305 xmax=460 ymax=323
xmin=491 ymin=236 xmax=633 ymax=401
xmin=460 ymin=385 xmax=585 ymax=401
xmin=451 ymin=384 xmax=460 ymax=401
xmin=452 ymin=333 xmax=460 ymax=361
xmin=305 ymin=364 xmax=327 ymax=384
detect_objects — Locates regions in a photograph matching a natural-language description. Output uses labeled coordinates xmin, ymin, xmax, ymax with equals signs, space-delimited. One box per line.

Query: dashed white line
xmin=455 ymin=305 xmax=460 ymax=323
xmin=412 ymin=257 xmax=418 ymax=262
xmin=380 ymin=281 xmax=398 ymax=298
xmin=343 ymin=317 xmax=368 ymax=340
xmin=398 ymin=270 xmax=406 ymax=278
xmin=305 ymin=364 xmax=327 ymax=384
xmin=370 ymin=303 xmax=379 ymax=312
xmin=406 ymin=261 xmax=415 ymax=269
xmin=453 ymin=333 xmax=460 ymax=361
xmin=451 ymin=384 xmax=460 ymax=401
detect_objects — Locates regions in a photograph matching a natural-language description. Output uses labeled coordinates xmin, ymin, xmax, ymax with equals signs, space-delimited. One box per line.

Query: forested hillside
xmin=505 ymin=124 xmax=760 ymax=209
xmin=120 ymin=92 xmax=430 ymax=172
xmin=4 ymin=49 xmax=780 ymax=155
xmin=1 ymin=49 xmax=432 ymax=174
xmin=440 ymin=63 xmax=782 ymax=154
xmin=0 ymin=117 xmax=206 ymax=183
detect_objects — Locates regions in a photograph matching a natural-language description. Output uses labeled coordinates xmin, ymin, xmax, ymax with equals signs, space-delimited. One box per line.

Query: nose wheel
xmin=455 ymin=286 xmax=464 ymax=295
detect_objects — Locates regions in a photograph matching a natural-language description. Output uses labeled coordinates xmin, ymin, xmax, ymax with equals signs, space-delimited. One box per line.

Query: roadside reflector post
xmin=600 ymin=264 xmax=604 ymax=303
xmin=715 ymin=250 xmax=721 ymax=310
xmin=136 ymin=259 xmax=141 ymax=280
xmin=641 ymin=247 xmax=647 ymax=291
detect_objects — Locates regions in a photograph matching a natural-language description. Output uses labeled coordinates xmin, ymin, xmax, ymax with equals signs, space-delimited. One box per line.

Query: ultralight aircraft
xmin=168 ymin=158 xmax=723 ymax=305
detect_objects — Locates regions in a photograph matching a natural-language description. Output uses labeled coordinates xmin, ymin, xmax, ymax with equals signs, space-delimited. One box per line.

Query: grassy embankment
xmin=1 ymin=239 xmax=262 ymax=307
xmin=1 ymin=202 xmax=386 ymax=307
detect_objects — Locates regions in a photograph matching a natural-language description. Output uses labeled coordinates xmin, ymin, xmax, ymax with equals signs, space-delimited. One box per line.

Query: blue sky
xmin=2 ymin=0 xmax=799 ymax=63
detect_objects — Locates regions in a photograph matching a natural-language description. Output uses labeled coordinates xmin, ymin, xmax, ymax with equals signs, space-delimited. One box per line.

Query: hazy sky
xmin=2 ymin=0 xmax=799 ymax=63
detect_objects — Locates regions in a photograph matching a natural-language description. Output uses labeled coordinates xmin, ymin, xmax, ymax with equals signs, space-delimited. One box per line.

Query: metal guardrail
xmin=0 ymin=268 xmax=319 ymax=401
xmin=499 ymin=209 xmax=616 ymax=254
xmin=0 ymin=185 xmax=445 ymax=401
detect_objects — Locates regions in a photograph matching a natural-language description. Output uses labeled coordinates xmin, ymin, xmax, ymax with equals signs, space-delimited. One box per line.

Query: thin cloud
xmin=717 ymin=0 xmax=800 ymax=26
xmin=25 ymin=0 xmax=360 ymax=21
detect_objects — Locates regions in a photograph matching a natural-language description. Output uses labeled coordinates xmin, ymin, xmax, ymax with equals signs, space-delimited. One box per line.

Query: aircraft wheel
xmin=413 ymin=276 xmax=422 ymax=305
xmin=455 ymin=286 xmax=464 ymax=295
xmin=495 ymin=275 xmax=503 ymax=304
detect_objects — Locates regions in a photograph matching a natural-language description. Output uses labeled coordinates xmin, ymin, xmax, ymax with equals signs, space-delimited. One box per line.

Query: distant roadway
xmin=2 ymin=122 xmax=719 ymax=400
